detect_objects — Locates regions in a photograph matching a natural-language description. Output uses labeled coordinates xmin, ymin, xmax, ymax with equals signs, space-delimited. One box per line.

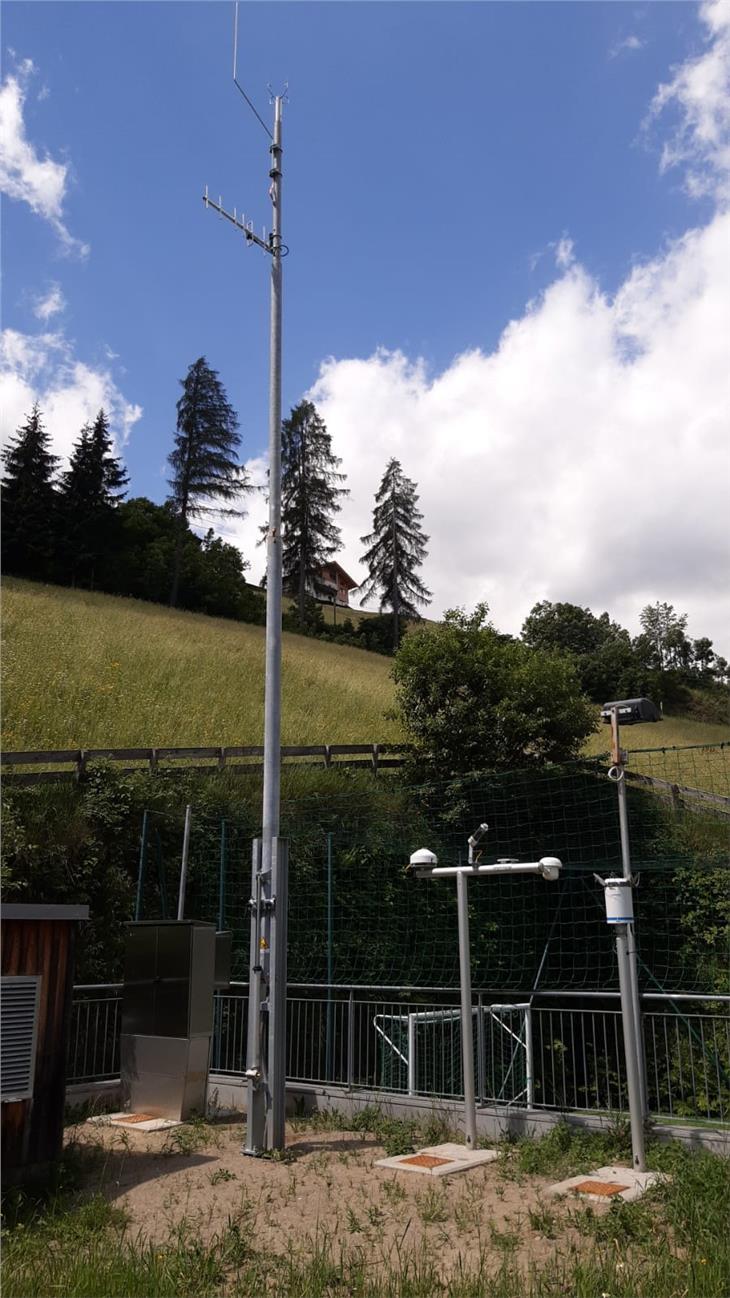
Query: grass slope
xmin=3 ymin=579 xmax=728 ymax=757
xmin=1 ymin=579 xmax=399 ymax=749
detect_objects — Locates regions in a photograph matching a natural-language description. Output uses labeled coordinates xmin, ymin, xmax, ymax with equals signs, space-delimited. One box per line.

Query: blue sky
xmin=2 ymin=2 xmax=729 ymax=651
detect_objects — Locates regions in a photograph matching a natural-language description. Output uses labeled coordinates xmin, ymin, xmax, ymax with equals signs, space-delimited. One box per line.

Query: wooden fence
xmin=0 ymin=743 xmax=409 ymax=785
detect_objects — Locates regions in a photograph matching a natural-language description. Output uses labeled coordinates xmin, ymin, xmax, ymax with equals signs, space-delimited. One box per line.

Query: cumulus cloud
xmin=258 ymin=1 xmax=726 ymax=656
xmin=0 ymin=328 xmax=142 ymax=463
xmin=648 ymin=0 xmax=730 ymax=199
xmin=0 ymin=58 xmax=89 ymax=256
xmin=303 ymin=208 xmax=729 ymax=657
xmin=32 ymin=282 xmax=66 ymax=322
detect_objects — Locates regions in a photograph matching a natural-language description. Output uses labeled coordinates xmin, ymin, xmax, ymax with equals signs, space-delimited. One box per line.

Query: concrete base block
xmin=376 ymin=1142 xmax=500 ymax=1177
xmin=88 ymin=1112 xmax=182 ymax=1133
xmin=548 ymin=1164 xmax=667 ymax=1203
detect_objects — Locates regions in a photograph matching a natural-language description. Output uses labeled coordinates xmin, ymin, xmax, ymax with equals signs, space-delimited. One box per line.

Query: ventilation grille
xmin=1 ymin=976 xmax=41 ymax=1102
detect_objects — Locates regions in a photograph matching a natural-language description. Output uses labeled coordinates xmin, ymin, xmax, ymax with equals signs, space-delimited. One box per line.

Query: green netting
xmin=136 ymin=743 xmax=729 ymax=996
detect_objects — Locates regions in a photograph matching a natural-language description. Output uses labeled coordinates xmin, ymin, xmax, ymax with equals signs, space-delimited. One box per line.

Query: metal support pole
xmin=176 ymin=804 xmax=192 ymax=921
xmin=245 ymin=838 xmax=266 ymax=1152
xmin=524 ymin=1005 xmax=535 ymax=1109
xmin=266 ymin=837 xmax=288 ymax=1148
xmin=476 ymin=992 xmax=485 ymax=1105
xmin=407 ymin=1013 xmax=417 ymax=1096
xmin=260 ymin=94 xmax=284 ymax=886
xmin=218 ymin=819 xmax=227 ymax=931
xmin=611 ymin=710 xmax=649 ymax=1119
xmin=615 ymin=921 xmax=647 ymax=1171
xmin=347 ymin=989 xmax=355 ymax=1089
xmin=456 ymin=871 xmax=478 ymax=1150
xmin=135 ymin=810 xmax=149 ymax=922
xmin=326 ymin=832 xmax=334 ymax=1081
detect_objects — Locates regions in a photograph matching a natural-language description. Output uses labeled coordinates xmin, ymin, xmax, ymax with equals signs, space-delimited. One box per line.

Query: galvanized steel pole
xmin=611 ymin=709 xmax=649 ymax=1120
xmin=261 ymin=95 xmax=284 ymax=885
xmin=456 ymin=871 xmax=478 ymax=1150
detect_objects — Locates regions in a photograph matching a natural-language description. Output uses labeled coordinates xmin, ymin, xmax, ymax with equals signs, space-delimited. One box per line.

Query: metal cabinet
xmin=120 ymin=921 xmax=230 ymax=1121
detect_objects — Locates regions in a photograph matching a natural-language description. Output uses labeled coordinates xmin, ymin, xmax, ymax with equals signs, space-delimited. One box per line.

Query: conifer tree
xmin=1 ymin=403 xmax=59 ymax=580
xmin=59 ymin=409 xmax=128 ymax=586
xmin=359 ymin=458 xmax=431 ymax=651
xmin=279 ymin=400 xmax=348 ymax=625
xmin=167 ymin=357 xmax=247 ymax=607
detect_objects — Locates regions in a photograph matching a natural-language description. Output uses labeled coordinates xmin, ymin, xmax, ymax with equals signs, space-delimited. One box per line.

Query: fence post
xmin=134 ymin=810 xmax=149 ymax=921
xmin=524 ymin=1005 xmax=535 ymax=1109
xmin=218 ymin=819 xmax=227 ymax=931
xmin=326 ymin=833 xmax=334 ymax=1081
xmin=176 ymin=805 xmax=192 ymax=921
xmin=407 ymin=1013 xmax=417 ymax=1096
xmin=476 ymin=992 xmax=485 ymax=1105
xmin=347 ymin=989 xmax=355 ymax=1089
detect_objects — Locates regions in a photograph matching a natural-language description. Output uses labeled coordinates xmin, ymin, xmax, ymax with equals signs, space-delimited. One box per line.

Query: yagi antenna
xmin=232 ymin=1 xmax=273 ymax=139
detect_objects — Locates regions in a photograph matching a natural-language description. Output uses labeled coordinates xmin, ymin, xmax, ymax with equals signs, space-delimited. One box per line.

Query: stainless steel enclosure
xmin=120 ymin=921 xmax=230 ymax=1120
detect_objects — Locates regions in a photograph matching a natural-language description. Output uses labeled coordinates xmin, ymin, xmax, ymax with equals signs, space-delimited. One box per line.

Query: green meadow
xmin=2 ymin=579 xmax=728 ymax=763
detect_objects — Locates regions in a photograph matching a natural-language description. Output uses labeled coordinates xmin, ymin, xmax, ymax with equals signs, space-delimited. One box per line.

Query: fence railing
xmin=2 ymin=743 xmax=408 ymax=784
xmin=68 ymin=985 xmax=730 ymax=1125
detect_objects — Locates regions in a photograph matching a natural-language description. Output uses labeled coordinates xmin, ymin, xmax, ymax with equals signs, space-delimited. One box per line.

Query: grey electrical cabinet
xmin=120 ymin=921 xmax=230 ymax=1121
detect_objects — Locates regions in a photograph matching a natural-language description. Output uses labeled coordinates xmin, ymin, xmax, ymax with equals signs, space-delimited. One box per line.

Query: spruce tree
xmin=279 ymin=400 xmax=348 ymax=625
xmin=59 ymin=409 xmax=128 ymax=587
xmin=359 ymin=458 xmax=431 ymax=651
xmin=167 ymin=357 xmax=247 ymax=607
xmin=1 ymin=403 xmax=59 ymax=580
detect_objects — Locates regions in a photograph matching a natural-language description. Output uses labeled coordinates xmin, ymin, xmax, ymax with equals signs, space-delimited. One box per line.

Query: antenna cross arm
xmin=202 ymin=191 xmax=281 ymax=255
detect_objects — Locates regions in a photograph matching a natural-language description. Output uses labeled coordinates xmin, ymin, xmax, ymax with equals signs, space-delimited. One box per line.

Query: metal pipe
xmin=611 ymin=708 xmax=649 ymax=1119
xmin=431 ymin=863 xmax=547 ymax=878
xmin=407 ymin=1013 xmax=417 ymax=1096
xmin=218 ymin=818 xmax=227 ymax=931
xmin=456 ymin=871 xmax=478 ymax=1150
xmin=260 ymin=94 xmax=284 ymax=884
xmin=524 ymin=1005 xmax=535 ymax=1109
xmin=326 ymin=832 xmax=334 ymax=1081
xmin=176 ymin=804 xmax=192 ymax=920
xmin=615 ymin=921 xmax=647 ymax=1170
xmin=135 ymin=810 xmax=148 ymax=921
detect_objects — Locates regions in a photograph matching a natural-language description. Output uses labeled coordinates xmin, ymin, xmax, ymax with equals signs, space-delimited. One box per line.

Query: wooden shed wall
xmin=1 ymin=918 xmax=77 ymax=1179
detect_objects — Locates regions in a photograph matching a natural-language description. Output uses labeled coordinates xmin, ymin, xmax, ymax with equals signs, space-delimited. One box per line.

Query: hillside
xmin=2 ymin=579 xmax=729 ymax=756
xmin=1 ymin=579 xmax=400 ymax=749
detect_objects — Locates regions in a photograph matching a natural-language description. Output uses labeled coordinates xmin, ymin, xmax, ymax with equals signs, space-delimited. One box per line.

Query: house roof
xmin=316 ymin=561 xmax=358 ymax=590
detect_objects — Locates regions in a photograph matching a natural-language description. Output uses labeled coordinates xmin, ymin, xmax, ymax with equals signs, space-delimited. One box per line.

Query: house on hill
xmin=311 ymin=562 xmax=358 ymax=608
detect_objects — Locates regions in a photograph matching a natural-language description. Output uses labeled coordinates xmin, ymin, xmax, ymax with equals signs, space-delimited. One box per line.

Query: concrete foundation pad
xmin=375 ymin=1142 xmax=500 ymax=1177
xmin=548 ymin=1164 xmax=667 ymax=1203
xmin=87 ymin=1112 xmax=182 ymax=1132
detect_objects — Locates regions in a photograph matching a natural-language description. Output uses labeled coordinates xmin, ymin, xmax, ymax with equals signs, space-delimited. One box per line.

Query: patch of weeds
xmin=527 ymin=1201 xmax=558 ymax=1239
xmin=160 ymin=1118 xmax=221 ymax=1158
xmin=381 ymin=1177 xmax=407 ymax=1206
xmin=208 ymin=1168 xmax=237 ymax=1185
xmin=416 ymin=1184 xmax=448 ymax=1225
xmin=500 ymin=1119 xmax=632 ymax=1180
xmin=346 ymin=1206 xmax=362 ymax=1233
xmin=489 ymin=1224 xmax=520 ymax=1255
xmin=366 ymin=1203 xmax=386 ymax=1228
xmin=454 ymin=1193 xmax=482 ymax=1233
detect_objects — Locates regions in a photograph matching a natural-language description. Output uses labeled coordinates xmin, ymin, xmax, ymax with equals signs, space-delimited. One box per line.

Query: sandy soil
xmin=68 ymin=1118 xmax=610 ymax=1278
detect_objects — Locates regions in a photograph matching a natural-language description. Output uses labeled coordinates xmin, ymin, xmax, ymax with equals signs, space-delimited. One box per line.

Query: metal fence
xmin=68 ymin=985 xmax=730 ymax=1125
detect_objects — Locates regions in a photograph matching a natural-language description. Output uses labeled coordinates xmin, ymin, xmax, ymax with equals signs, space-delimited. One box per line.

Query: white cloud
xmin=302 ymin=206 xmax=730 ymax=654
xmin=553 ymin=235 xmax=575 ymax=269
xmin=0 ymin=327 xmax=142 ymax=463
xmin=610 ymin=34 xmax=645 ymax=60
xmin=648 ymin=0 xmax=730 ymax=199
xmin=0 ymin=58 xmax=89 ymax=257
xmin=32 ymin=282 xmax=66 ymax=322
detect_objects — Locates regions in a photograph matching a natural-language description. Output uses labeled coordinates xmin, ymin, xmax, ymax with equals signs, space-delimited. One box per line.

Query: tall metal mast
xmin=203 ymin=6 xmax=288 ymax=1153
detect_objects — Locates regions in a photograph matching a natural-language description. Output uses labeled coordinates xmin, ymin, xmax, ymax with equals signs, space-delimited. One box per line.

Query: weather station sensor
xmin=408 ymin=823 xmax=562 ymax=1151
xmin=601 ymin=698 xmax=662 ymax=726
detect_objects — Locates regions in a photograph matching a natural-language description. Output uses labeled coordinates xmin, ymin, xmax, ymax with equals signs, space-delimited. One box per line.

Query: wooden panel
xmin=1 ymin=918 xmax=76 ymax=1178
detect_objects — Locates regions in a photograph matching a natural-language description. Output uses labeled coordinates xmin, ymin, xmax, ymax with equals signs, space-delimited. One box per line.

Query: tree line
xmin=2 ymin=356 xmax=727 ymax=706
xmin=1 ymin=357 xmax=432 ymax=650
